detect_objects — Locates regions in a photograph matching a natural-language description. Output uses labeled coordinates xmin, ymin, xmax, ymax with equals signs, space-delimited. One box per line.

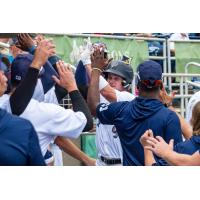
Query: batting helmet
xmin=104 ymin=60 xmax=134 ymax=89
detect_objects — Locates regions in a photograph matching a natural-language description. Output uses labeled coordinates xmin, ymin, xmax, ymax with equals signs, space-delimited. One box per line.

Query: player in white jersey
xmin=81 ymin=47 xmax=135 ymax=165
xmin=0 ymin=41 xmax=93 ymax=161
xmin=10 ymin=34 xmax=95 ymax=166
xmin=186 ymin=91 xmax=200 ymax=125
xmin=96 ymin=60 xmax=135 ymax=166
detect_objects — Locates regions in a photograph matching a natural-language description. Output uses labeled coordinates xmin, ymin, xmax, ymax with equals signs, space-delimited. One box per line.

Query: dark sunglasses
xmin=140 ymin=79 xmax=162 ymax=87
xmin=137 ymin=73 xmax=163 ymax=88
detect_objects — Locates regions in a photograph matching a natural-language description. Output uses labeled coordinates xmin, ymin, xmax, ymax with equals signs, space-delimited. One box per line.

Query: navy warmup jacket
xmin=0 ymin=109 xmax=45 ymax=166
xmin=97 ymin=97 xmax=183 ymax=166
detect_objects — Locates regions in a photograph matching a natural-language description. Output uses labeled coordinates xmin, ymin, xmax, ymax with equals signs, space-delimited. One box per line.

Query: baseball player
xmin=12 ymin=35 xmax=95 ymax=166
xmin=0 ymin=61 xmax=45 ymax=166
xmin=95 ymin=60 xmax=135 ymax=166
xmin=0 ymin=40 xmax=93 ymax=160
xmin=76 ymin=43 xmax=135 ymax=166
xmin=186 ymin=90 xmax=200 ymax=125
xmin=88 ymin=55 xmax=183 ymax=166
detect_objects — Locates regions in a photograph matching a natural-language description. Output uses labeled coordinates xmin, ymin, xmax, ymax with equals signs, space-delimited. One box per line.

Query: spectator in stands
xmin=169 ymin=33 xmax=190 ymax=82
xmin=169 ymin=33 xmax=189 ymax=56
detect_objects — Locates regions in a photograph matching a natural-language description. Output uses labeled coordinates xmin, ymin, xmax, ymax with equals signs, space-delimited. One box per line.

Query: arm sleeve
xmin=54 ymin=84 xmax=68 ymax=103
xmin=28 ymin=124 xmax=46 ymax=166
xmin=10 ymin=67 xmax=39 ymax=116
xmin=69 ymin=90 xmax=93 ymax=131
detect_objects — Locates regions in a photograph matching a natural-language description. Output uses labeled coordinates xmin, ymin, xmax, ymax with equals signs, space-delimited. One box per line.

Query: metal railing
xmin=162 ymin=73 xmax=200 ymax=117
xmin=47 ymin=33 xmax=168 ymax=77
xmin=166 ymin=39 xmax=200 ymax=91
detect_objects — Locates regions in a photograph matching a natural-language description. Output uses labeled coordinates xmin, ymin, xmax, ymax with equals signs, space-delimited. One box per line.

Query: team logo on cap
xmin=15 ymin=75 xmax=22 ymax=81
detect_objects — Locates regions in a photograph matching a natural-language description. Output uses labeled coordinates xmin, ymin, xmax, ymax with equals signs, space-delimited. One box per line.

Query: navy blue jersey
xmin=96 ymin=97 xmax=183 ymax=166
xmin=0 ymin=109 xmax=46 ymax=166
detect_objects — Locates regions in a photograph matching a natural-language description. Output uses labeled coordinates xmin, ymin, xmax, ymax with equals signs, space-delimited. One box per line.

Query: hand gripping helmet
xmin=104 ymin=60 xmax=134 ymax=89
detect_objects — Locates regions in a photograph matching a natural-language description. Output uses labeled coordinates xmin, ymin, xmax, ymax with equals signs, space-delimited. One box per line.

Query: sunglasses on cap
xmin=137 ymin=73 xmax=163 ymax=88
xmin=140 ymin=79 xmax=162 ymax=87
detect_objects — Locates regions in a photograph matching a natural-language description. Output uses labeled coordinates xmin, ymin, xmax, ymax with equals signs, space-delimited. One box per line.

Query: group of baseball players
xmin=0 ymin=33 xmax=199 ymax=166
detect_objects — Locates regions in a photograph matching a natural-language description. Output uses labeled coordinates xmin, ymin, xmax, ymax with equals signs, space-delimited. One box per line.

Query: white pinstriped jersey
xmin=0 ymin=90 xmax=87 ymax=157
xmin=186 ymin=91 xmax=200 ymax=125
xmin=96 ymin=90 xmax=135 ymax=166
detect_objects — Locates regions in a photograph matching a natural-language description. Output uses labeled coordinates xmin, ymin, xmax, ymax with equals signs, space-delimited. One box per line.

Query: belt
xmin=100 ymin=156 xmax=121 ymax=165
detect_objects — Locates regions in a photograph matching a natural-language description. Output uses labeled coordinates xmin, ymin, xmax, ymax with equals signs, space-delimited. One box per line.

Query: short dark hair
xmin=138 ymin=82 xmax=161 ymax=93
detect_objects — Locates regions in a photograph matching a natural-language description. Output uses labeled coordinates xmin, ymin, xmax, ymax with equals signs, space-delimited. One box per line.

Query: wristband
xmin=92 ymin=68 xmax=103 ymax=73
xmin=28 ymin=45 xmax=36 ymax=55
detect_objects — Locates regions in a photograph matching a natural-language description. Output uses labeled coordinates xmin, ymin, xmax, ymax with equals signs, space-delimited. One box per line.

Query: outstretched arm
xmin=84 ymin=62 xmax=117 ymax=102
xmin=52 ymin=61 xmax=93 ymax=131
xmin=145 ymin=136 xmax=200 ymax=166
xmin=87 ymin=48 xmax=112 ymax=116
xmin=10 ymin=39 xmax=55 ymax=115
xmin=55 ymin=136 xmax=96 ymax=166
xmin=17 ymin=33 xmax=68 ymax=102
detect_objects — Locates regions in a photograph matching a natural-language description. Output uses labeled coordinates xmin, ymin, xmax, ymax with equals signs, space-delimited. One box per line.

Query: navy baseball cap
xmin=11 ymin=54 xmax=34 ymax=84
xmin=11 ymin=54 xmax=58 ymax=93
xmin=137 ymin=60 xmax=162 ymax=84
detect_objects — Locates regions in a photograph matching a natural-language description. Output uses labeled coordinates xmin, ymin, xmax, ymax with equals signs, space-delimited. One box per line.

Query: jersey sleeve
xmin=115 ymin=90 xmax=135 ymax=102
xmin=96 ymin=102 xmax=123 ymax=125
xmin=21 ymin=100 xmax=87 ymax=139
xmin=165 ymin=112 xmax=183 ymax=145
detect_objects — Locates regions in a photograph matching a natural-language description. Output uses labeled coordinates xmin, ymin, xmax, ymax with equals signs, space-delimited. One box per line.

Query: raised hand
xmin=31 ymin=39 xmax=55 ymax=69
xmin=159 ymin=84 xmax=176 ymax=107
xmin=16 ymin=33 xmax=35 ymax=51
xmin=91 ymin=47 xmax=112 ymax=71
xmin=52 ymin=61 xmax=77 ymax=92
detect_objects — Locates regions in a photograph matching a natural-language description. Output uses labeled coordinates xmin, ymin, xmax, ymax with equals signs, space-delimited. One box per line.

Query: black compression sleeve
xmin=69 ymin=90 xmax=93 ymax=132
xmin=55 ymin=84 xmax=68 ymax=103
xmin=10 ymin=67 xmax=39 ymax=116
xmin=77 ymin=85 xmax=88 ymax=101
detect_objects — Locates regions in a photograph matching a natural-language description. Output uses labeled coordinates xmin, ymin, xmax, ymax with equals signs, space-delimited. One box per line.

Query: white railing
xmin=162 ymin=73 xmax=200 ymax=116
